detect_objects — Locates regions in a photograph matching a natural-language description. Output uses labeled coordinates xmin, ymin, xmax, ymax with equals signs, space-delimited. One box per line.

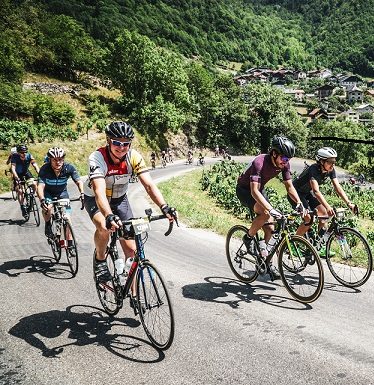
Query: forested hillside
xmin=40 ymin=0 xmax=373 ymax=76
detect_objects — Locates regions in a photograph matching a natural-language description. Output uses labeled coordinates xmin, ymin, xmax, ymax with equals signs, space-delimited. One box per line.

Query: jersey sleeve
xmin=88 ymin=151 xmax=107 ymax=180
xmin=130 ymin=149 xmax=148 ymax=175
xmin=38 ymin=165 xmax=47 ymax=184
xmin=68 ymin=164 xmax=81 ymax=182
xmin=249 ymin=158 xmax=262 ymax=183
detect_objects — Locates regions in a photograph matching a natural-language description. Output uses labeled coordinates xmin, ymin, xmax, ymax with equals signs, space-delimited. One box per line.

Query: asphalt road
xmin=0 ymin=156 xmax=373 ymax=385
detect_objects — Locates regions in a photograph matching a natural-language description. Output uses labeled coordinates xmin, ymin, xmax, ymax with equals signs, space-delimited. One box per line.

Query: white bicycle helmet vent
xmin=316 ymin=147 xmax=337 ymax=161
xmin=47 ymin=147 xmax=65 ymax=158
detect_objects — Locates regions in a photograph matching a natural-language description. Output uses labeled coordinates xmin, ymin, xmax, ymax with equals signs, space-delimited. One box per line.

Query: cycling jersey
xmin=293 ymin=163 xmax=336 ymax=194
xmin=237 ymin=154 xmax=291 ymax=191
xmin=11 ymin=153 xmax=34 ymax=176
xmin=38 ymin=162 xmax=80 ymax=199
xmin=84 ymin=146 xmax=148 ymax=200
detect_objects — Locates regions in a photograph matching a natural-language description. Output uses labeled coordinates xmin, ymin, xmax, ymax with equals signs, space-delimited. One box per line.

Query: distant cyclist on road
xmin=37 ymin=147 xmax=84 ymax=238
xmin=288 ymin=147 xmax=357 ymax=256
xmin=83 ymin=121 xmax=176 ymax=284
xmin=10 ymin=144 xmax=40 ymax=219
xmin=236 ymin=136 xmax=306 ymax=280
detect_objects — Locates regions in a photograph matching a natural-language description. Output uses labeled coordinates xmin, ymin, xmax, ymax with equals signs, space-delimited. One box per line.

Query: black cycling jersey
xmin=293 ymin=163 xmax=336 ymax=194
xmin=38 ymin=162 xmax=80 ymax=199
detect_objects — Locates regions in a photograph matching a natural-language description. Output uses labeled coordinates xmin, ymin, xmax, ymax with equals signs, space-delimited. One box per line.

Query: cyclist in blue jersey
xmin=10 ymin=144 xmax=40 ymax=219
xmin=37 ymin=147 xmax=84 ymax=237
xmin=236 ymin=136 xmax=306 ymax=280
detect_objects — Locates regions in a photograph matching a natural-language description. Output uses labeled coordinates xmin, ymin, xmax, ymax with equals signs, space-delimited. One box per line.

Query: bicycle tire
xmin=11 ymin=184 xmax=17 ymax=201
xmin=49 ymin=218 xmax=62 ymax=261
xmin=29 ymin=194 xmax=40 ymax=226
xmin=137 ymin=261 xmax=175 ymax=350
xmin=278 ymin=235 xmax=324 ymax=303
xmin=93 ymin=250 xmax=121 ymax=316
xmin=226 ymin=225 xmax=258 ymax=283
xmin=63 ymin=221 xmax=79 ymax=276
xmin=326 ymin=227 xmax=373 ymax=287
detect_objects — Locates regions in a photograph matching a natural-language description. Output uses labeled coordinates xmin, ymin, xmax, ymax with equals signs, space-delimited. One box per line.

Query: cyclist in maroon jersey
xmin=236 ymin=136 xmax=305 ymax=280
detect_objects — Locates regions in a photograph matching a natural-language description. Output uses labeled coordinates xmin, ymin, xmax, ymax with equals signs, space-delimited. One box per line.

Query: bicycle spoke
xmin=279 ymin=235 xmax=324 ymax=303
xmin=137 ymin=262 xmax=174 ymax=350
xmin=326 ymin=227 xmax=372 ymax=287
xmin=226 ymin=225 xmax=258 ymax=283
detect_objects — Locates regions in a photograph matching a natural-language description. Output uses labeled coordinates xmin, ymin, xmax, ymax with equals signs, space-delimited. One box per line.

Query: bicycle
xmin=94 ymin=208 xmax=178 ymax=350
xmin=47 ymin=197 xmax=83 ymax=276
xmin=226 ymin=210 xmax=324 ymax=303
xmin=304 ymin=208 xmax=372 ymax=287
xmin=151 ymin=158 xmax=156 ymax=170
xmin=161 ymin=157 xmax=167 ymax=168
xmin=19 ymin=178 xmax=40 ymax=225
xmin=5 ymin=169 xmax=17 ymax=200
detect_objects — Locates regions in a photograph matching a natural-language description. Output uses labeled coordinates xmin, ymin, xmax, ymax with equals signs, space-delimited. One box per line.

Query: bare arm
xmin=310 ymin=179 xmax=334 ymax=216
xmin=10 ymin=163 xmax=19 ymax=180
xmin=250 ymin=181 xmax=272 ymax=212
xmin=284 ymin=180 xmax=302 ymax=206
xmin=74 ymin=180 xmax=84 ymax=194
xmin=36 ymin=182 xmax=45 ymax=201
xmin=332 ymin=178 xmax=355 ymax=211
xmin=138 ymin=172 xmax=167 ymax=208
xmin=91 ymin=178 xmax=113 ymax=218
xmin=31 ymin=160 xmax=40 ymax=174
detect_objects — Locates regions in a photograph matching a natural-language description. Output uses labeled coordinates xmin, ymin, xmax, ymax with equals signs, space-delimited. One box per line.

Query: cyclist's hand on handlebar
xmin=160 ymin=204 xmax=178 ymax=222
xmin=79 ymin=193 xmax=85 ymax=209
xmin=269 ymin=208 xmax=283 ymax=219
xmin=325 ymin=204 xmax=334 ymax=217
xmin=105 ymin=214 xmax=122 ymax=230
xmin=295 ymin=202 xmax=308 ymax=217
xmin=40 ymin=199 xmax=49 ymax=212
xmin=348 ymin=202 xmax=359 ymax=216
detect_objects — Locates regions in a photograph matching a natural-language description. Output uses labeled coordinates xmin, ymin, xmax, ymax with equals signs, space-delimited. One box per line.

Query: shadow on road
xmin=9 ymin=305 xmax=165 ymax=363
xmin=182 ymin=276 xmax=313 ymax=310
xmin=0 ymin=218 xmax=27 ymax=227
xmin=0 ymin=255 xmax=75 ymax=280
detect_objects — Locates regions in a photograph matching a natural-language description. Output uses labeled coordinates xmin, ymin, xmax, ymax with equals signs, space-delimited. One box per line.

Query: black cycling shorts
xmin=287 ymin=192 xmax=320 ymax=211
xmin=84 ymin=194 xmax=133 ymax=222
xmin=236 ymin=184 xmax=269 ymax=211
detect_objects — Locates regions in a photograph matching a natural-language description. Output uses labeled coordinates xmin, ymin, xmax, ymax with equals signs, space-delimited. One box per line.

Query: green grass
xmin=158 ymin=170 xmax=248 ymax=236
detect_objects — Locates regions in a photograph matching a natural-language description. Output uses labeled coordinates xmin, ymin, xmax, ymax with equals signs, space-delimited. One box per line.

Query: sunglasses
xmin=110 ymin=139 xmax=131 ymax=147
xmin=280 ymin=155 xmax=289 ymax=163
xmin=325 ymin=160 xmax=336 ymax=165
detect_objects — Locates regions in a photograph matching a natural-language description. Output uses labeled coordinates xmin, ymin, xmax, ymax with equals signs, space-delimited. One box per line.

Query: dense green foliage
xmin=40 ymin=0 xmax=373 ymax=76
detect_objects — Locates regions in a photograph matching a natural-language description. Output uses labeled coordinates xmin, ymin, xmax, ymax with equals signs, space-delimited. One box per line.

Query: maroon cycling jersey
xmin=237 ymin=154 xmax=291 ymax=190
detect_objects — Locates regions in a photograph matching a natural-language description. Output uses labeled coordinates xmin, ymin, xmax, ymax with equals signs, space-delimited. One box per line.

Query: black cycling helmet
xmin=16 ymin=144 xmax=28 ymax=153
xmin=105 ymin=121 xmax=134 ymax=139
xmin=271 ymin=136 xmax=295 ymax=158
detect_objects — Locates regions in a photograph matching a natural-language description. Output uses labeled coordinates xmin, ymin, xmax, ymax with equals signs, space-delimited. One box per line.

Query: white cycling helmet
xmin=316 ymin=147 xmax=337 ymax=161
xmin=47 ymin=147 xmax=65 ymax=158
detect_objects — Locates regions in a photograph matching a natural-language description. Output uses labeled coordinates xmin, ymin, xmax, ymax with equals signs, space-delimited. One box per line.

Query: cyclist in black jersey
xmin=37 ymin=147 xmax=84 ymax=237
xmin=11 ymin=144 xmax=40 ymax=218
xmin=288 ymin=147 xmax=357 ymax=238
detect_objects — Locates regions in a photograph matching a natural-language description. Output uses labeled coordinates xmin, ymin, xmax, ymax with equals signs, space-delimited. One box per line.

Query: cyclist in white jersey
xmin=84 ymin=121 xmax=176 ymax=283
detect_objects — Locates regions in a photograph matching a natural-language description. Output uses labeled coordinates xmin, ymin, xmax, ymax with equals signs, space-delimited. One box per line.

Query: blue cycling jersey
xmin=11 ymin=153 xmax=34 ymax=175
xmin=38 ymin=162 xmax=80 ymax=199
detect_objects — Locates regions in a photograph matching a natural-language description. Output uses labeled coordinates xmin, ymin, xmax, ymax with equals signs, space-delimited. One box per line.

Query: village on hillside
xmin=234 ymin=68 xmax=374 ymax=126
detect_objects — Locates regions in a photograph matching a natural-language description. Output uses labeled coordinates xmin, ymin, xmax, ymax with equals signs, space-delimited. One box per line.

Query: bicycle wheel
xmin=62 ymin=221 xmax=79 ymax=276
xmin=93 ymin=250 xmax=121 ymax=316
xmin=29 ymin=194 xmax=40 ymax=226
xmin=49 ymin=218 xmax=62 ymax=261
xmin=278 ymin=235 xmax=324 ymax=303
xmin=11 ymin=182 xmax=17 ymax=201
xmin=137 ymin=261 xmax=174 ymax=350
xmin=226 ymin=225 xmax=258 ymax=283
xmin=326 ymin=227 xmax=373 ymax=287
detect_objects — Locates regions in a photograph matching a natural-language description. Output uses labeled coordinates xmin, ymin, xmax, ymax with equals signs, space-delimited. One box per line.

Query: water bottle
xmin=115 ymin=258 xmax=126 ymax=285
xmin=125 ymin=257 xmax=133 ymax=274
xmin=266 ymin=234 xmax=277 ymax=253
xmin=258 ymin=240 xmax=268 ymax=258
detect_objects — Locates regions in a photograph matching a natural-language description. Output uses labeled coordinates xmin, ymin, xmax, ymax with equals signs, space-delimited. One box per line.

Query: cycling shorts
xmin=287 ymin=192 xmax=320 ymax=211
xmin=84 ymin=194 xmax=133 ymax=222
xmin=236 ymin=184 xmax=269 ymax=211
